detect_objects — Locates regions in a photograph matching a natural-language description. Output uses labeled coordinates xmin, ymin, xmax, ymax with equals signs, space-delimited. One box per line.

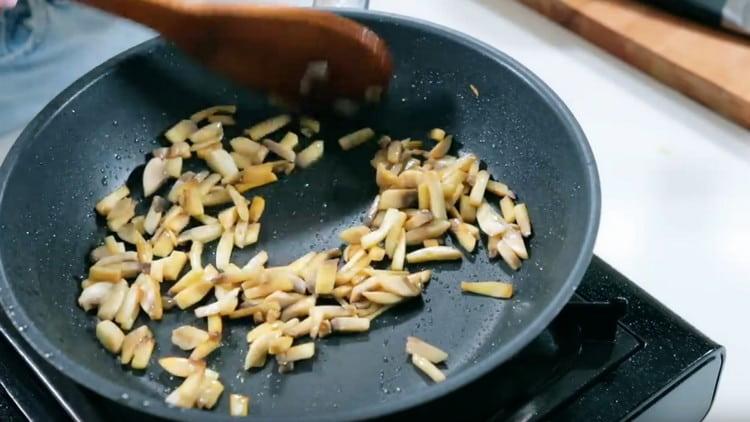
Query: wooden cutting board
xmin=519 ymin=0 xmax=750 ymax=129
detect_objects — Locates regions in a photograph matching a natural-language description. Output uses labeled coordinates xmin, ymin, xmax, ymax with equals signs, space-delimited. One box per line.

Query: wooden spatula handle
xmin=80 ymin=0 xmax=188 ymax=38
xmin=80 ymin=0 xmax=393 ymax=100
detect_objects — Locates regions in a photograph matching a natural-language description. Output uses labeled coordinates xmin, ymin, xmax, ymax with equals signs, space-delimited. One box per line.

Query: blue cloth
xmin=0 ymin=0 xmax=154 ymax=134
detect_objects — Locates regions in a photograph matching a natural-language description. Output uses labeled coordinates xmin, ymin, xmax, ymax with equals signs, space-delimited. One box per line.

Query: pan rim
xmin=0 ymin=9 xmax=600 ymax=421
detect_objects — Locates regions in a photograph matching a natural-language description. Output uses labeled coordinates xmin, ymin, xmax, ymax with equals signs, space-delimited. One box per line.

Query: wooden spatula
xmin=81 ymin=0 xmax=393 ymax=101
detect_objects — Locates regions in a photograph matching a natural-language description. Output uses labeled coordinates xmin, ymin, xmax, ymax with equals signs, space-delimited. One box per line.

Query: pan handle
xmin=313 ymin=0 xmax=369 ymax=10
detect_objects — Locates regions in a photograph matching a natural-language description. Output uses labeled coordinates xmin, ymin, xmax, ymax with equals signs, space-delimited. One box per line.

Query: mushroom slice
xmin=165 ymin=119 xmax=198 ymax=143
xmin=411 ymin=353 xmax=446 ymax=383
xmin=405 ymin=220 xmax=451 ymax=245
xmin=229 ymin=394 xmax=250 ymax=416
xmin=429 ymin=128 xmax=445 ymax=141
xmin=428 ymin=134 xmax=452 ymax=159
xmin=476 ymin=202 xmax=508 ymax=236
xmin=106 ymin=197 xmax=136 ymax=232
xmin=96 ymin=320 xmax=124 ymax=354
xmin=262 ymin=139 xmax=296 ymax=162
xmin=190 ymin=122 xmax=223 ymax=144
xmin=360 ymin=208 xmax=403 ymax=249
xmin=424 ymin=171 xmax=447 ymax=220
xmin=460 ymin=281 xmax=513 ymax=299
xmin=500 ymin=196 xmax=516 ymax=223
xmin=469 ymin=170 xmax=489 ymax=206
xmin=330 ymin=317 xmax=370 ymax=333
xmin=514 ymin=203 xmax=532 ymax=237
xmin=165 ymin=368 xmax=205 ymax=408
xmin=406 ymin=336 xmax=448 ymax=363
xmin=139 ymin=274 xmax=163 ymax=320
xmin=378 ymin=275 xmax=421 ymax=297
xmin=391 ymin=229 xmax=406 ymax=271
xmin=174 ymin=278 xmax=213 ymax=309
xmin=379 ymin=189 xmax=418 ymax=210
xmin=459 ymin=195 xmax=477 ymax=223
xmin=205 ymin=149 xmax=239 ymax=179
xmin=115 ymin=282 xmax=141 ymax=330
xmin=190 ymin=105 xmax=236 ymax=123
xmin=496 ymin=239 xmax=522 ymax=271
xmin=314 ymin=258 xmax=338 ymax=295
xmin=338 ymin=128 xmax=375 ymax=150
xmin=404 ymin=210 xmax=433 ymax=231
xmin=296 ymin=140 xmax=324 ymax=168
xmin=120 ymin=325 xmax=153 ymax=365
xmin=245 ymin=114 xmax=291 ymax=140
xmin=248 ymin=196 xmax=265 ymax=223
xmin=215 ymin=230 xmax=235 ymax=270
xmin=172 ymin=326 xmax=211 ymax=350
xmin=194 ymin=289 xmax=240 ymax=318
xmin=159 ymin=357 xmax=206 ymax=377
xmin=450 ymin=219 xmax=478 ymax=253
xmin=227 ymin=186 xmax=249 ymax=221
xmin=163 ymin=251 xmax=188 ymax=281
xmin=96 ymin=185 xmax=130 ymax=216
xmin=362 ymin=291 xmax=403 ymax=305
xmin=143 ymin=157 xmax=168 ymax=197
xmin=97 ymin=280 xmax=128 ymax=320
xmin=503 ymin=229 xmax=528 ymax=260
xmin=405 ymin=246 xmax=462 ymax=264
xmin=486 ymin=180 xmax=515 ymax=198
xmin=276 ymin=342 xmax=315 ymax=364
xmin=177 ymin=224 xmax=222 ymax=244
xmin=244 ymin=331 xmax=279 ymax=369
xmin=144 ymin=196 xmax=168 ymax=235
xmin=300 ymin=116 xmax=320 ymax=134
xmin=130 ymin=334 xmax=156 ymax=370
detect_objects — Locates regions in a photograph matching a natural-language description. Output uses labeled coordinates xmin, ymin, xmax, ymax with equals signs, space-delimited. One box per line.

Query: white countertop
xmin=2 ymin=0 xmax=748 ymax=419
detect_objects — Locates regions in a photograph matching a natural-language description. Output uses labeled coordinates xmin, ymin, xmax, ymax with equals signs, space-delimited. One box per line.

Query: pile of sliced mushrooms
xmin=79 ymin=105 xmax=531 ymax=415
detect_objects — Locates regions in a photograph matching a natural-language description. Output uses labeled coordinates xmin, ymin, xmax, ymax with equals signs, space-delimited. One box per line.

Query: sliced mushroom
xmin=295 ymin=140 xmax=324 ymax=168
xmin=379 ymin=189 xmax=418 ymax=210
xmin=159 ymin=357 xmax=206 ymax=377
xmin=165 ymin=119 xmax=198 ymax=144
xmin=96 ymin=320 xmax=125 ymax=354
xmin=411 ymin=353 xmax=445 ymax=383
xmin=245 ymin=114 xmax=291 ymax=141
xmin=503 ymin=229 xmax=528 ymax=260
xmin=460 ymin=281 xmax=513 ymax=299
xmin=496 ymin=239 xmax=521 ymax=271
xmin=205 ymin=149 xmax=239 ymax=179
xmin=143 ymin=157 xmax=168 ymax=197
xmin=330 ymin=317 xmax=370 ymax=333
xmin=262 ymin=139 xmax=296 ymax=162
xmin=229 ymin=394 xmax=250 ymax=416
xmin=190 ymin=122 xmax=223 ymax=144
xmin=95 ymin=185 xmax=130 ymax=216
xmin=406 ymin=336 xmax=448 ymax=363
xmin=165 ymin=369 xmax=205 ymax=408
xmin=469 ymin=170 xmax=489 ymax=207
xmin=78 ymin=282 xmax=114 ymax=311
xmin=405 ymin=246 xmax=463 ymax=264
xmin=172 ymin=326 xmax=211 ymax=350
xmin=190 ymin=105 xmax=236 ymax=123
xmin=514 ymin=203 xmax=532 ymax=237
xmin=405 ymin=220 xmax=451 ymax=245
xmin=476 ymin=202 xmax=508 ymax=236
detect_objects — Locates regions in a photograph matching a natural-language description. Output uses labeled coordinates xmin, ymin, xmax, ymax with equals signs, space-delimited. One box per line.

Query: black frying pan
xmin=0 ymin=10 xmax=599 ymax=421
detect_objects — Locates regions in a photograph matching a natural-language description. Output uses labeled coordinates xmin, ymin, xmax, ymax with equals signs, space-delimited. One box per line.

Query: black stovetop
xmin=0 ymin=256 xmax=724 ymax=421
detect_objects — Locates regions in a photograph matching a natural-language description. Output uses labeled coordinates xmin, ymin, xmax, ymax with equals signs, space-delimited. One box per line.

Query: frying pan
xmin=0 ymin=9 xmax=599 ymax=421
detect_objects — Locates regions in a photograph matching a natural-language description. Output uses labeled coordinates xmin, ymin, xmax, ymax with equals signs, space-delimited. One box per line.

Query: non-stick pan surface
xmin=0 ymin=11 xmax=599 ymax=421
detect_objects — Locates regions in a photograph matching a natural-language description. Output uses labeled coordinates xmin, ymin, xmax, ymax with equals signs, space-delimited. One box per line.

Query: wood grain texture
xmin=82 ymin=0 xmax=393 ymax=100
xmin=519 ymin=0 xmax=750 ymax=129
